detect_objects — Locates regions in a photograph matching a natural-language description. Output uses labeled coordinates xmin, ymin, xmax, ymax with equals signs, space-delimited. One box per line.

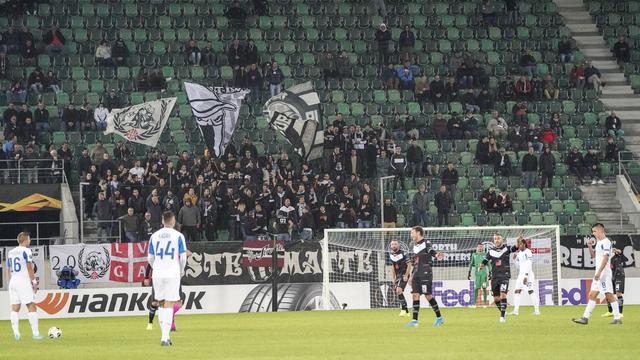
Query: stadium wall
xmin=1 ymin=279 xmax=639 ymax=320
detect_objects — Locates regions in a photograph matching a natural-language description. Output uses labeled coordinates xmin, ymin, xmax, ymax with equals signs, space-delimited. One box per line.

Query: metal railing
xmin=0 ymin=221 xmax=73 ymax=246
xmin=0 ymin=159 xmax=66 ymax=184
xmin=0 ymin=219 xmax=123 ymax=245
xmin=618 ymin=151 xmax=640 ymax=195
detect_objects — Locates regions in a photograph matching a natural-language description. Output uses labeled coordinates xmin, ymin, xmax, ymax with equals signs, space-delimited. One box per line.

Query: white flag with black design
xmin=184 ymin=82 xmax=249 ymax=157
xmin=263 ymin=82 xmax=324 ymax=161
xmin=104 ymin=98 xmax=176 ymax=147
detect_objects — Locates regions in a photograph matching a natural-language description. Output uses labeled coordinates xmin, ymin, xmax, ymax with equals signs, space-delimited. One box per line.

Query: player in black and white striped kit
xmin=406 ymin=226 xmax=446 ymax=328
xmin=389 ymin=239 xmax=412 ymax=317
xmin=481 ymin=234 xmax=518 ymax=323
xmin=602 ymin=246 xmax=627 ymax=318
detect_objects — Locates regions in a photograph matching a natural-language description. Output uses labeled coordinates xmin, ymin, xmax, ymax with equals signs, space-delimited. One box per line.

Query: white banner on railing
xmin=48 ymin=243 xmax=149 ymax=285
xmin=49 ymin=244 xmax=112 ymax=284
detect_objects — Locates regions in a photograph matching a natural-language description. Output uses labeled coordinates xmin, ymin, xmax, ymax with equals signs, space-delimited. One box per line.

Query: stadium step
xmin=579 ymin=184 xmax=638 ymax=234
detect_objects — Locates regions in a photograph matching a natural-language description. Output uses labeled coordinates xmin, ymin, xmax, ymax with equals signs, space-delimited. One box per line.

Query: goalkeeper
xmin=468 ymin=243 xmax=491 ymax=307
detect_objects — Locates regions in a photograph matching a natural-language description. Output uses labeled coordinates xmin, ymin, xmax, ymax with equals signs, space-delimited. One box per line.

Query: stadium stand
xmin=0 ymin=0 xmax=628 ymax=241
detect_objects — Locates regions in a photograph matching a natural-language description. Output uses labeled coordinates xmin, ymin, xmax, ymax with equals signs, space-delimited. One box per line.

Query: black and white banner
xmin=104 ymin=98 xmax=176 ymax=147
xmin=184 ymin=82 xmax=249 ymax=157
xmin=560 ymin=235 xmax=636 ymax=269
xmin=264 ymin=81 xmax=324 ymax=161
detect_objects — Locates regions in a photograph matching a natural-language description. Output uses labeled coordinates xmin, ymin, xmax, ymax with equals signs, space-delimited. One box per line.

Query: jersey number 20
xmin=155 ymin=242 xmax=175 ymax=260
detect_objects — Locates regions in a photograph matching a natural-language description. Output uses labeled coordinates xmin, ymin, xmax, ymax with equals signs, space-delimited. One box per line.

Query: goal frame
xmin=321 ymin=225 xmax=562 ymax=310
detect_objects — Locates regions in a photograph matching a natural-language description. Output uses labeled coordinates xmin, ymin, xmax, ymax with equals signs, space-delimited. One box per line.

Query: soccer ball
xmin=48 ymin=327 xmax=62 ymax=339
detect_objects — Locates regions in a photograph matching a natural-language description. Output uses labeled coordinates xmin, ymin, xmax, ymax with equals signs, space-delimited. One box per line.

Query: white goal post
xmin=321 ymin=225 xmax=561 ymax=310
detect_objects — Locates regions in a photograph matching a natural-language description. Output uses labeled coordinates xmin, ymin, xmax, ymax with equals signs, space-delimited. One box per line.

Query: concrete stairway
xmin=580 ymin=183 xmax=637 ymax=234
xmin=556 ymin=0 xmax=640 ymax=155
xmin=557 ymin=0 xmax=640 ymax=233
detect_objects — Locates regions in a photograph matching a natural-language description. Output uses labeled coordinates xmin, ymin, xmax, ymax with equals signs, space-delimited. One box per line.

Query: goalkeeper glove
xmin=467 ymin=272 xmax=471 ymax=280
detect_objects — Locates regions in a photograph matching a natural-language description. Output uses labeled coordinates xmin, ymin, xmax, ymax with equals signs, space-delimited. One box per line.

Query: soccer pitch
xmin=1 ymin=306 xmax=638 ymax=359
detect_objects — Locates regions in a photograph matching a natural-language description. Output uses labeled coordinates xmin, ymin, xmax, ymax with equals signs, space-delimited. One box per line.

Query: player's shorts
xmin=9 ymin=278 xmax=35 ymax=305
xmin=474 ymin=272 xmax=488 ymax=289
xmin=152 ymin=277 xmax=181 ymax=302
xmin=411 ymin=273 xmax=433 ymax=295
xmin=614 ymin=276 xmax=625 ymax=294
xmin=395 ymin=276 xmax=408 ymax=290
xmin=589 ymin=274 xmax=613 ymax=294
xmin=148 ymin=283 xmax=185 ymax=308
xmin=491 ymin=277 xmax=510 ymax=297
xmin=514 ymin=273 xmax=535 ymax=292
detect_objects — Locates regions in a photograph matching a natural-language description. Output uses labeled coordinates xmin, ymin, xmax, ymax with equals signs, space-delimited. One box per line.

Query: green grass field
xmin=1 ymin=306 xmax=638 ymax=359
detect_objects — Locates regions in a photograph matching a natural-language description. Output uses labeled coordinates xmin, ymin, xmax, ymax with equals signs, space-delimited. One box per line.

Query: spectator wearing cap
xmin=178 ymin=197 xmax=201 ymax=242
xmin=584 ymin=148 xmax=604 ymax=185
xmin=375 ymin=23 xmax=392 ymax=68
xmin=605 ymin=111 xmax=624 ymax=139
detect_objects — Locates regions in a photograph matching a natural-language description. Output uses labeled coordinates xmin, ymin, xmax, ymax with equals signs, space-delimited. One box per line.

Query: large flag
xmin=263 ymin=82 xmax=323 ymax=161
xmin=184 ymin=82 xmax=249 ymax=157
xmin=104 ymin=98 xmax=176 ymax=147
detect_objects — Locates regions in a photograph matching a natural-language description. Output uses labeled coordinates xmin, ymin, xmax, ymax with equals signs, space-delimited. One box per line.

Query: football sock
xmin=398 ymin=293 xmax=407 ymax=311
xmin=607 ymin=301 xmax=612 ymax=313
xmin=148 ymin=308 xmax=156 ymax=324
xmin=428 ymin=298 xmax=441 ymax=318
xmin=159 ymin=308 xmax=171 ymax=341
xmin=513 ymin=293 xmax=521 ymax=313
xmin=531 ymin=291 xmax=540 ymax=312
xmin=10 ymin=311 xmax=20 ymax=337
xmin=473 ymin=288 xmax=479 ymax=305
xmin=618 ymin=296 xmax=624 ymax=314
xmin=482 ymin=288 xmax=488 ymax=304
xmin=610 ymin=300 xmax=620 ymax=320
xmin=27 ymin=312 xmax=39 ymax=336
xmin=583 ymin=300 xmax=596 ymax=319
xmin=412 ymin=300 xmax=420 ymax=321
xmin=500 ymin=299 xmax=507 ymax=318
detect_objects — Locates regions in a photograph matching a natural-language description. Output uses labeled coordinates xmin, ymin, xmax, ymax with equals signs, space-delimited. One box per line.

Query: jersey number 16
xmin=7 ymin=257 xmax=22 ymax=272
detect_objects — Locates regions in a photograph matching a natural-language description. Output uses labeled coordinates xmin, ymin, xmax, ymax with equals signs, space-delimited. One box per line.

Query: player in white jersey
xmin=148 ymin=211 xmax=188 ymax=346
xmin=7 ymin=232 xmax=43 ymax=341
xmin=573 ymin=223 xmax=622 ymax=325
xmin=509 ymin=236 xmax=540 ymax=316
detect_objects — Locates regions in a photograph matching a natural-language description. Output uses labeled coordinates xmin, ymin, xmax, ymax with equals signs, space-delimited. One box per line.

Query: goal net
xmin=321 ymin=225 xmax=561 ymax=310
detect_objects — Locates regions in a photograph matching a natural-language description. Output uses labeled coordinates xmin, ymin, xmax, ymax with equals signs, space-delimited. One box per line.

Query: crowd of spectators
xmin=0 ymin=0 xmax=627 ymax=243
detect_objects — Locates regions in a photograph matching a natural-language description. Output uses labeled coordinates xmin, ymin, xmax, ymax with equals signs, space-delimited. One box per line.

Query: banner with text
xmin=0 ymin=282 xmax=370 ymax=320
xmin=560 ymin=235 xmax=635 ymax=269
